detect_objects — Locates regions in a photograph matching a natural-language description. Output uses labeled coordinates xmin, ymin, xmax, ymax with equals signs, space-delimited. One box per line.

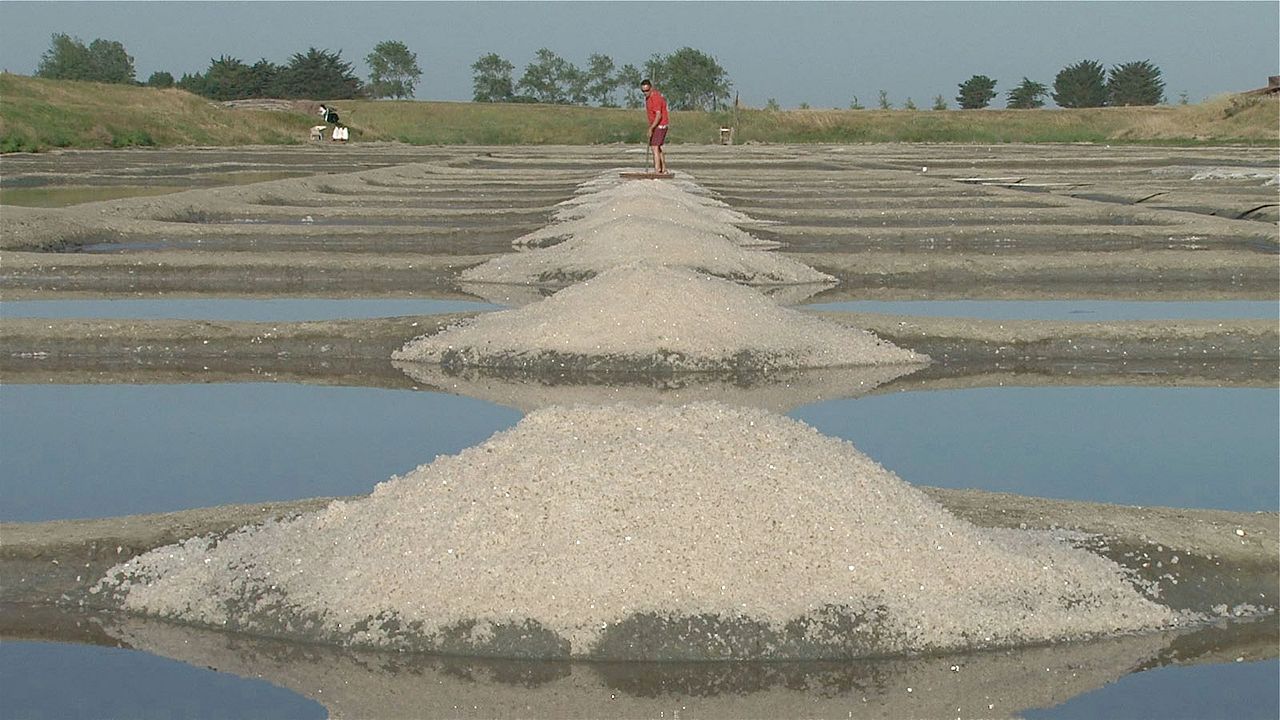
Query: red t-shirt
xmin=646 ymin=89 xmax=669 ymax=127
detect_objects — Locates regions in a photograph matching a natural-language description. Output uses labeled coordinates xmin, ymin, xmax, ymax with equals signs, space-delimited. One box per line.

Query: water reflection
xmin=6 ymin=296 xmax=1271 ymax=321
xmin=801 ymin=299 xmax=1279 ymax=321
xmin=395 ymin=360 xmax=925 ymax=413
xmin=6 ymin=609 xmax=1266 ymax=720
xmin=0 ymin=639 xmax=325 ymax=720
xmin=1 ymin=297 xmax=499 ymax=321
xmin=3 ymin=380 xmax=1274 ymax=522
xmin=460 ymin=279 xmax=832 ymax=308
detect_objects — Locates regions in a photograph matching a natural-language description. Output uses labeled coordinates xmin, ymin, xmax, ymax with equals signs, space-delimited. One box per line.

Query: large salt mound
xmin=99 ymin=402 xmax=1182 ymax=659
xmin=395 ymin=263 xmax=925 ymax=372
xmin=464 ymin=215 xmax=832 ymax=286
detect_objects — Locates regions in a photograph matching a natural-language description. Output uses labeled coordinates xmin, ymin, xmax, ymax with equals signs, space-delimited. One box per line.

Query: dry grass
xmin=2 ymin=73 xmax=1276 ymax=152
xmin=0 ymin=73 xmax=311 ymax=151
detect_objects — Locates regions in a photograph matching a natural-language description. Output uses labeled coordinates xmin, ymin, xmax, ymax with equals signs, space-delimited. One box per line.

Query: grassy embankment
xmin=2 ymin=72 xmax=1276 ymax=152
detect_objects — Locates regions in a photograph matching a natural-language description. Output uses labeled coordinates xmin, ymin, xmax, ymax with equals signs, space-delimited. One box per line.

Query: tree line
xmin=31 ymin=34 xmax=732 ymax=111
xmin=471 ymin=47 xmax=732 ymax=111
xmin=34 ymin=34 xmax=421 ymax=100
xmin=33 ymin=33 xmax=1168 ymax=111
xmin=954 ymin=60 xmax=1165 ymax=110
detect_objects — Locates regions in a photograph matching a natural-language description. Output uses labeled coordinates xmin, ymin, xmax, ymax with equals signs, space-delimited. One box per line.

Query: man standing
xmin=641 ymin=79 xmax=669 ymax=174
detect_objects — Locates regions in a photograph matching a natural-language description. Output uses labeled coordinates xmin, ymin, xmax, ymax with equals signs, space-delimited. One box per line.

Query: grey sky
xmin=1 ymin=1 xmax=1276 ymax=108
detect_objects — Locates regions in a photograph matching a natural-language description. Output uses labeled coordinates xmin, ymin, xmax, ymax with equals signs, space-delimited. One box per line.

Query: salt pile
xmin=464 ymin=215 xmax=832 ymax=286
xmin=515 ymin=175 xmax=778 ymax=249
xmin=553 ymin=176 xmax=758 ymax=225
xmin=396 ymin=263 xmax=924 ymax=372
xmin=99 ymin=402 xmax=1182 ymax=659
xmin=569 ymin=168 xmax=710 ymax=197
xmin=515 ymin=202 xmax=775 ymax=249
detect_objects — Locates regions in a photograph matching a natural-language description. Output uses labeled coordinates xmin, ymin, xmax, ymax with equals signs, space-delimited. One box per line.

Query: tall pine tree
xmin=1107 ymin=60 xmax=1165 ymax=106
xmin=956 ymin=75 xmax=997 ymax=109
xmin=1053 ymin=60 xmax=1108 ymax=108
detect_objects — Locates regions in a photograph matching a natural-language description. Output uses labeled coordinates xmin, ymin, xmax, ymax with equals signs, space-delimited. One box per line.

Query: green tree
xmin=903 ymin=97 xmax=917 ymax=110
xmin=471 ymin=53 xmax=515 ymax=102
xmin=655 ymin=47 xmax=731 ymax=110
xmin=517 ymin=48 xmax=576 ymax=104
xmin=183 ymin=56 xmax=279 ymax=100
xmin=247 ymin=59 xmax=282 ymax=98
xmin=615 ymin=63 xmax=643 ymax=108
xmin=1006 ymin=77 xmax=1048 ymax=109
xmin=36 ymin=33 xmax=134 ymax=84
xmin=176 ymin=72 xmax=208 ymax=95
xmin=931 ymin=94 xmax=947 ymax=111
xmin=277 ymin=47 xmax=361 ymax=99
xmin=877 ymin=90 xmax=890 ymax=109
xmin=642 ymin=53 xmax=665 ymax=87
xmin=86 ymin=39 xmax=134 ymax=84
xmin=146 ymin=71 xmax=174 ymax=88
xmin=36 ymin=34 xmax=91 ymax=80
xmin=849 ymin=95 xmax=864 ymax=110
xmin=584 ymin=53 xmax=617 ymax=106
xmin=1107 ymin=60 xmax=1165 ymax=106
xmin=366 ymin=40 xmax=421 ymax=99
xmin=201 ymin=56 xmax=253 ymax=100
xmin=765 ymin=98 xmax=781 ymax=111
xmin=956 ymin=74 xmax=997 ymax=109
xmin=87 ymin=39 xmax=135 ymax=84
xmin=1053 ymin=59 xmax=1108 ymax=108
xmin=565 ymin=64 xmax=589 ymax=105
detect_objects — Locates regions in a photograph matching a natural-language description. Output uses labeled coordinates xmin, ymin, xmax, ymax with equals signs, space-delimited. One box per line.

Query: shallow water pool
xmin=0 ymin=384 xmax=520 ymax=522
xmin=0 ymin=641 xmax=326 ymax=719
xmin=1 ymin=297 xmax=501 ymax=321
xmin=793 ymin=385 xmax=1278 ymax=512
xmin=1 ymin=382 xmax=1273 ymax=520
xmin=5 ymin=298 xmax=1276 ymax=323
xmin=802 ymin=299 xmax=1279 ymax=321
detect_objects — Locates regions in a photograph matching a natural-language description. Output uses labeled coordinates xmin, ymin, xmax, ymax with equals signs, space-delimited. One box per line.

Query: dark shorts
xmin=649 ymin=126 xmax=668 ymax=147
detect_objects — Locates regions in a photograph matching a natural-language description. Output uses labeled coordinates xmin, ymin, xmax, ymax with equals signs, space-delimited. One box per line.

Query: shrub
xmin=110 ymin=129 xmax=155 ymax=148
xmin=1007 ymin=78 xmax=1049 ymax=109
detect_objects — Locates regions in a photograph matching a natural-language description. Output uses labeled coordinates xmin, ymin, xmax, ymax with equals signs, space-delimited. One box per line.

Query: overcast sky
xmin=1 ymin=1 xmax=1276 ymax=108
